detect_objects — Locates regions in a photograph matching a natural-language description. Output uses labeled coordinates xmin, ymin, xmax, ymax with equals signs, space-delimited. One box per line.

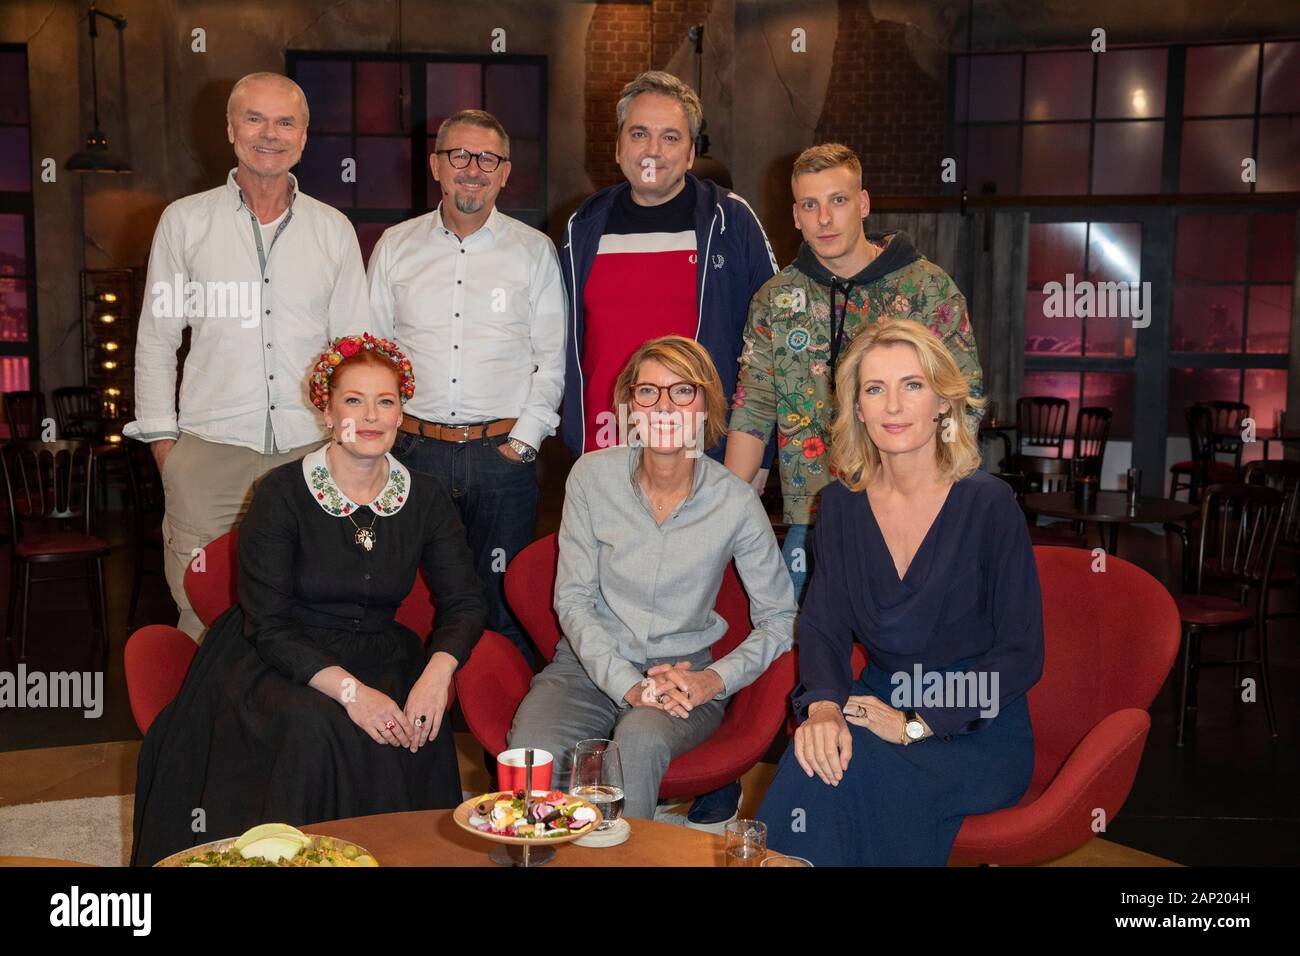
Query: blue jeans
xmin=393 ymin=430 xmax=539 ymax=666
xmin=781 ymin=523 xmax=815 ymax=605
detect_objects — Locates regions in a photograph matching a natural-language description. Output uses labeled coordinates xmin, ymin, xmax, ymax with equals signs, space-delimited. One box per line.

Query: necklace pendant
xmin=355 ymin=527 xmax=375 ymax=551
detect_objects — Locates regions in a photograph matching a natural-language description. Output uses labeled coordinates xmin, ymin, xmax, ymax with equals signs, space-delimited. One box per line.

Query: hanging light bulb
xmin=102 ymin=359 xmax=117 ymax=370
xmin=99 ymin=313 xmax=116 ymax=324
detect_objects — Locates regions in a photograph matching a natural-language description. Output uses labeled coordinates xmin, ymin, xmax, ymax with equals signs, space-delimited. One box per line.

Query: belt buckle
xmin=457 ymin=423 xmax=472 ymax=442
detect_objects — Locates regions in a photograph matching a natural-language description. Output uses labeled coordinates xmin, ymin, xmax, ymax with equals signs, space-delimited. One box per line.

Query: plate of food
xmin=452 ymin=789 xmax=602 ymax=846
xmin=154 ymin=823 xmax=378 ymax=867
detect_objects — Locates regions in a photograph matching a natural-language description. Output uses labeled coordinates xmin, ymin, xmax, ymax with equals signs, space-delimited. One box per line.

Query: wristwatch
xmin=506 ymin=438 xmax=537 ymax=463
xmin=902 ymin=709 xmax=926 ymax=745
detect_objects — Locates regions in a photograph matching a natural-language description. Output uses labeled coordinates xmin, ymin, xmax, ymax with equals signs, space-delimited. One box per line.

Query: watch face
xmin=906 ymin=721 xmax=925 ymax=739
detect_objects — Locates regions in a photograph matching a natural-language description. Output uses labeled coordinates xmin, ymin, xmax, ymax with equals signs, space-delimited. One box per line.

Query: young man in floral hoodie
xmin=725 ymin=143 xmax=983 ymax=598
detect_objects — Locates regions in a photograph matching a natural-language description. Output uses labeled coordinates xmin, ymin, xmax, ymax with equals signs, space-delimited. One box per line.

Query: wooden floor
xmin=0 ymin=737 xmax=1176 ymax=866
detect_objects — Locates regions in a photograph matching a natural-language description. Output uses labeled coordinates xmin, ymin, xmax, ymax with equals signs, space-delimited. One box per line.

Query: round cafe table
xmin=1022 ymin=491 xmax=1198 ymax=559
xmin=306 ymin=809 xmax=728 ymax=866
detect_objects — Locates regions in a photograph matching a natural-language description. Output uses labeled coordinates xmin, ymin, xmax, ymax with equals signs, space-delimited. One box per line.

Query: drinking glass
xmin=568 ymin=739 xmax=625 ymax=831
xmin=724 ymin=819 xmax=768 ymax=867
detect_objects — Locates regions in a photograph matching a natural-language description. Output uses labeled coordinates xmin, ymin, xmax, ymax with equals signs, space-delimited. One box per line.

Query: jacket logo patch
xmin=712 ymin=254 xmax=725 ymax=270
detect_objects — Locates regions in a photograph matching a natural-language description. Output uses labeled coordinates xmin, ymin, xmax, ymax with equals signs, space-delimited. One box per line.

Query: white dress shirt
xmin=367 ymin=204 xmax=566 ymax=451
xmin=124 ymin=169 xmax=370 ymax=453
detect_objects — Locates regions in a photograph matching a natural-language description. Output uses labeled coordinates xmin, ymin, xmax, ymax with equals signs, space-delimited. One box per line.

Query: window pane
xmin=0 ymin=127 xmax=31 ymax=192
xmin=295 ymin=60 xmax=352 ymax=134
xmin=1087 ymin=223 xmax=1142 ymax=285
xmin=294 ymin=134 xmax=352 ymax=208
xmin=1251 ymin=212 xmax=1297 ymax=282
xmin=0 ymin=52 xmax=28 ymax=125
xmin=485 ymin=64 xmax=543 ymax=139
xmin=0 ymin=277 xmax=29 ymax=342
xmin=1024 ymin=52 xmax=1092 ymax=121
xmin=1243 ymin=368 xmax=1287 ymax=461
xmin=1021 ymin=123 xmax=1089 ymax=195
xmin=356 ymin=137 xmax=410 ymax=208
xmin=1184 ymin=44 xmax=1259 ymax=116
xmin=1168 ymin=368 xmax=1241 ymax=433
xmin=1245 ymin=284 xmax=1292 ymax=354
xmin=1028 ymin=222 xmax=1086 ymax=287
xmin=1084 ymin=225 xmax=1141 ymax=357
xmin=1175 ymin=213 xmax=1248 ymax=280
xmin=354 ymin=221 xmax=394 ymax=268
xmin=0 ymin=355 xmax=29 ymax=394
xmin=1091 ymin=120 xmax=1163 ymax=194
xmin=1261 ymin=41 xmax=1300 ymax=113
xmin=967 ymin=54 xmax=1022 ymax=122
xmin=1024 ymin=291 xmax=1082 ymax=355
xmin=427 ymin=63 xmax=482 ymax=130
xmin=1179 ymin=119 xmax=1254 ymax=193
xmin=1172 ymin=285 xmax=1244 ymax=352
xmin=1083 ymin=371 xmax=1135 ymax=438
xmin=1258 ymin=117 xmax=1300 ymax=192
xmin=960 ymin=124 xmax=1019 ymax=195
xmin=426 ymin=136 xmax=441 ymax=209
xmin=498 ymin=139 xmax=541 ymax=212
xmin=1096 ymin=47 xmax=1167 ymax=119
xmin=0 ymin=213 xmax=26 ymax=274
xmin=356 ymin=62 xmax=409 ymax=134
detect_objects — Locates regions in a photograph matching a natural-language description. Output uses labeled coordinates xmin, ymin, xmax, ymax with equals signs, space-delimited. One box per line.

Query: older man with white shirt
xmin=124 ymin=72 xmax=370 ymax=639
xmin=368 ymin=109 xmax=565 ymax=665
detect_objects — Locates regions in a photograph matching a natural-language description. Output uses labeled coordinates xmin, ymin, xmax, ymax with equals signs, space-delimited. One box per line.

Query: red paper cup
xmin=496 ymin=748 xmax=554 ymax=792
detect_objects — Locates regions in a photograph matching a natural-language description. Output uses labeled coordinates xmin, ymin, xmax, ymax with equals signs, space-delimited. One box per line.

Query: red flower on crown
xmin=309 ymin=333 xmax=416 ymax=411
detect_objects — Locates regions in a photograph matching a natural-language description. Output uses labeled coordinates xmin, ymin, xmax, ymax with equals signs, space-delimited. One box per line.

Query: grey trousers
xmin=508 ymin=639 xmax=726 ymax=819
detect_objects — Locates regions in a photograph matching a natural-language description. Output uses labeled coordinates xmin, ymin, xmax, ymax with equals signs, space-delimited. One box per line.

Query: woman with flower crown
xmin=130 ymin=334 xmax=487 ymax=866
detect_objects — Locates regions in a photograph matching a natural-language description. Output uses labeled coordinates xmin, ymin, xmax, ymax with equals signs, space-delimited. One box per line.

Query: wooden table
xmin=307 ymin=810 xmax=727 ymax=866
xmin=1254 ymin=427 xmax=1300 ymax=460
xmin=1023 ymin=491 xmax=1198 ymax=558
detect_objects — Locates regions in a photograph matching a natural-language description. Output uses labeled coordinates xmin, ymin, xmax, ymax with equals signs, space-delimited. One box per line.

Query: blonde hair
xmin=791 ymin=143 xmax=863 ymax=191
xmin=830 ymin=321 xmax=985 ymax=490
xmin=612 ymin=336 xmax=728 ymax=450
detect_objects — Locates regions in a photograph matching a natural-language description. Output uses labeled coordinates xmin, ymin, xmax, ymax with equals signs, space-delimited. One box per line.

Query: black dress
xmin=130 ymin=447 xmax=487 ymax=866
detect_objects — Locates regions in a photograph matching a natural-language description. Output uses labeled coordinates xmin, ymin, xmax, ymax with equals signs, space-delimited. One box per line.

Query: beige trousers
xmin=160 ymin=431 xmax=322 ymax=641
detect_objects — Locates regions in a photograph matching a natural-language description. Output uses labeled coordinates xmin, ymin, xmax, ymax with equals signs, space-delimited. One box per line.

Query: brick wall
xmin=814 ymin=0 xmax=946 ymax=196
xmin=652 ymin=0 xmax=711 ymax=70
xmin=584 ymin=3 xmax=652 ymax=190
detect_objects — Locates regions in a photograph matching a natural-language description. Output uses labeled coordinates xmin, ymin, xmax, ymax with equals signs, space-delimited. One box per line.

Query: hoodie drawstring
xmin=828 ymin=276 xmax=856 ymax=389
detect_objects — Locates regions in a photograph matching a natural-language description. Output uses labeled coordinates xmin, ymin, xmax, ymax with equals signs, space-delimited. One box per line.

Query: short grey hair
xmin=434 ymin=109 xmax=511 ymax=156
xmin=616 ymin=70 xmax=702 ymax=143
xmin=226 ymin=72 xmax=310 ymax=125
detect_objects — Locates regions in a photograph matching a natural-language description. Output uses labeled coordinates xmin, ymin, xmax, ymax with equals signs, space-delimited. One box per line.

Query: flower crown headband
xmin=309 ymin=333 xmax=416 ymax=412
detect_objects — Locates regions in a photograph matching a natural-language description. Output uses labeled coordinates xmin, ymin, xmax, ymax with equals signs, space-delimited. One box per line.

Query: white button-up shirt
xmin=124 ymin=169 xmax=370 ymax=453
xmin=367 ymin=204 xmax=566 ymax=450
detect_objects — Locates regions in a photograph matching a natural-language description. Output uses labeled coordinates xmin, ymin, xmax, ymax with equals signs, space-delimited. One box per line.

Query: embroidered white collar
xmin=302 ymin=445 xmax=410 ymax=517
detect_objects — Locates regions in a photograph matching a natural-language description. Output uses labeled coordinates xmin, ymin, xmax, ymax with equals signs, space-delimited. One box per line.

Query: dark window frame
xmin=0 ymin=42 xmax=38 ymax=395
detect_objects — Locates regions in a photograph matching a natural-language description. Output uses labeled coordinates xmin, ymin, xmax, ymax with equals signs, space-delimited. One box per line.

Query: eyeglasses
xmin=631 ymin=382 xmax=699 ymax=407
xmin=435 ymin=147 xmax=508 ymax=173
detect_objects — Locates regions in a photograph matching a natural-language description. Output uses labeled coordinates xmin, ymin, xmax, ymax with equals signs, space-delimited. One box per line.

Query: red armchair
xmin=125 ymin=529 xmax=458 ymax=735
xmin=454 ymin=532 xmax=796 ymax=799
xmin=948 ymin=546 xmax=1179 ymax=864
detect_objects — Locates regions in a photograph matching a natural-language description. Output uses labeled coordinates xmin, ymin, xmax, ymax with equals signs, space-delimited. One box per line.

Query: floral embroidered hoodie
xmin=728 ymin=231 xmax=983 ymax=524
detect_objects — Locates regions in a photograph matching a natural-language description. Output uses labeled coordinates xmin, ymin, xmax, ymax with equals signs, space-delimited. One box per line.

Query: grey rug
xmin=0 ymin=794 xmax=134 ymax=866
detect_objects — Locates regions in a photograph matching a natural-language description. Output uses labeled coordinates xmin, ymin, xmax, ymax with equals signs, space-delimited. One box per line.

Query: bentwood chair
xmin=1015 ymin=396 xmax=1070 ymax=459
xmin=1170 ymin=404 xmax=1241 ymax=503
xmin=2 ymin=391 xmax=47 ymax=441
xmin=1173 ymin=482 xmax=1285 ymax=746
xmin=1 ymin=440 xmax=109 ymax=661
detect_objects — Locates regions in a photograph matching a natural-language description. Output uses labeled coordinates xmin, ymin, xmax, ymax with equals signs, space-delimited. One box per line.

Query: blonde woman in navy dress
xmin=756 ymin=320 xmax=1043 ymax=866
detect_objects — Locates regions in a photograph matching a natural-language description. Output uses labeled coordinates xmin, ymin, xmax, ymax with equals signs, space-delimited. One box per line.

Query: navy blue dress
xmin=757 ymin=469 xmax=1043 ymax=866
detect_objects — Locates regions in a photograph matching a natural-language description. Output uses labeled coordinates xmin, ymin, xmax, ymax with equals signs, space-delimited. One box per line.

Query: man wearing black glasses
xmin=368 ymin=109 xmax=566 ymax=665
